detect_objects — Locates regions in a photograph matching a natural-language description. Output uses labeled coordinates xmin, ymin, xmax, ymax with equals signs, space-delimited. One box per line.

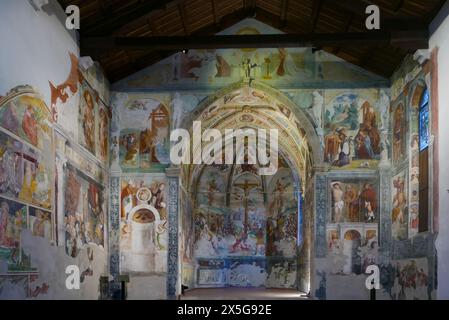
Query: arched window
xmin=418 ymin=87 xmax=429 ymax=232
xmin=419 ymin=88 xmax=430 ymax=151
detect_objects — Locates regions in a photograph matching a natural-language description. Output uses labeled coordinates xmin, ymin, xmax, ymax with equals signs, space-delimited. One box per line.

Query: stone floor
xmin=181 ymin=287 xmax=308 ymax=300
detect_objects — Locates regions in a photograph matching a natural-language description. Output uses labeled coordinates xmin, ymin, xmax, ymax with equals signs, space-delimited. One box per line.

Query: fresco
xmin=49 ymin=52 xmax=79 ymax=126
xmin=392 ymin=102 xmax=406 ymax=165
xmin=266 ymin=258 xmax=297 ymax=288
xmin=0 ymin=197 xmax=34 ymax=273
xmin=191 ymin=155 xmax=299 ymax=288
xmin=228 ymin=259 xmax=266 ymax=287
xmin=120 ymin=175 xmax=167 ymax=273
xmin=389 ymin=258 xmax=429 ymax=300
xmin=119 ymin=98 xmax=170 ymax=171
xmin=50 ymin=54 xmax=111 ymax=166
xmin=0 ymin=131 xmax=23 ymax=199
xmin=324 ymin=177 xmax=379 ymax=276
xmin=196 ymin=259 xmax=226 ymax=286
xmin=98 ymin=103 xmax=110 ymax=164
xmin=78 ymin=79 xmax=98 ymax=155
xmin=391 ymin=170 xmax=408 ymax=240
xmin=329 ymin=180 xmax=378 ymax=223
xmin=265 ymin=167 xmax=298 ymax=257
xmin=64 ymin=166 xmax=106 ymax=258
xmin=29 ymin=207 xmax=52 ymax=241
xmin=323 ymin=90 xmax=382 ymax=169
xmin=0 ymin=109 xmax=53 ymax=211
xmin=194 ymin=165 xmax=229 ymax=258
xmin=113 ymin=19 xmax=387 ymax=91
xmin=0 ymin=90 xmax=52 ymax=150
xmin=325 ymin=225 xmax=378 ymax=276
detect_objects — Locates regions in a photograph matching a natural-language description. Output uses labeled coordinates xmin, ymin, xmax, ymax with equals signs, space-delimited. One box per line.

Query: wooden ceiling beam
xmin=211 ymin=0 xmax=219 ymax=26
xmin=178 ymin=2 xmax=189 ymax=35
xmin=243 ymin=0 xmax=257 ymax=16
xmin=310 ymin=0 xmax=323 ymax=33
xmin=279 ymin=0 xmax=288 ymax=28
xmin=81 ymin=30 xmax=429 ymax=56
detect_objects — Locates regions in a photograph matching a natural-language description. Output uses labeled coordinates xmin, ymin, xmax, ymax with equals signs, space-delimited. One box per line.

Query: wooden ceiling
xmin=58 ymin=0 xmax=446 ymax=82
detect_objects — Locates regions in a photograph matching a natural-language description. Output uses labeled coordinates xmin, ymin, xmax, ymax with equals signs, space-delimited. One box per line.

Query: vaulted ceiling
xmin=58 ymin=0 xmax=446 ymax=82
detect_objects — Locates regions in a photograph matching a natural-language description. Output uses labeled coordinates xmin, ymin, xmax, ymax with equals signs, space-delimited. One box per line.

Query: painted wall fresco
xmin=64 ymin=165 xmax=106 ymax=258
xmin=49 ymin=52 xmax=79 ymax=128
xmin=113 ymin=19 xmax=387 ymax=92
xmin=192 ymin=158 xmax=298 ymax=288
xmin=0 ymin=1 xmax=111 ymax=298
xmin=0 ymin=197 xmax=31 ymax=273
xmin=0 ymin=130 xmax=52 ymax=210
xmin=391 ymin=170 xmax=408 ymax=241
xmin=392 ymin=102 xmax=407 ymax=166
xmin=325 ymin=178 xmax=379 ymax=276
xmin=120 ymin=175 xmax=168 ymax=273
xmin=329 ymin=180 xmax=378 ymax=224
xmin=105 ymin=18 xmax=438 ymax=300
xmin=0 ymin=86 xmax=59 ymax=299
xmin=50 ymin=53 xmax=111 ymax=166
xmin=323 ymin=89 xmax=386 ymax=169
xmin=78 ymin=78 xmax=99 ymax=156
xmin=265 ymin=167 xmax=298 ymax=258
xmin=118 ymin=97 xmax=170 ymax=171
xmin=0 ymin=89 xmax=52 ymax=150
xmin=0 ymin=88 xmax=53 ymax=275
xmin=384 ymin=258 xmax=430 ymax=300
xmin=29 ymin=207 xmax=52 ymax=241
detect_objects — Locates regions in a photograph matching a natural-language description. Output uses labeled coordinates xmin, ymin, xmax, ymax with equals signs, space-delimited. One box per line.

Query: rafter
xmin=82 ymin=0 xmax=179 ymax=36
xmin=81 ymin=30 xmax=429 ymax=55
xmin=211 ymin=0 xmax=219 ymax=26
xmin=178 ymin=2 xmax=189 ymax=35
xmin=310 ymin=0 xmax=323 ymax=33
xmin=279 ymin=0 xmax=288 ymax=28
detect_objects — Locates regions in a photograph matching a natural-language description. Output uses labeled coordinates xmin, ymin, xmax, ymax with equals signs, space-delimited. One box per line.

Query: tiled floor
xmin=181 ymin=287 xmax=308 ymax=300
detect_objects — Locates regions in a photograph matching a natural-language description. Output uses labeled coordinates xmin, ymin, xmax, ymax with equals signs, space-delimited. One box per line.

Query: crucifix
xmin=234 ymin=179 xmax=260 ymax=237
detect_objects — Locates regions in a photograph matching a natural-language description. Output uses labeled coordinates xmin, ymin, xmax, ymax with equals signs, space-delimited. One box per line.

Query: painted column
xmin=108 ymin=174 xmax=121 ymax=299
xmin=315 ymin=173 xmax=328 ymax=259
xmin=378 ymin=165 xmax=392 ymax=262
xmin=166 ymin=166 xmax=180 ymax=300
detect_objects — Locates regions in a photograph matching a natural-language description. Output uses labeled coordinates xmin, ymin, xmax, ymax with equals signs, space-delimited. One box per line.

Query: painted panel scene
xmin=120 ymin=176 xmax=168 ymax=273
xmin=119 ymin=98 xmax=170 ymax=171
xmin=392 ymin=170 xmax=409 ymax=241
xmin=191 ymin=155 xmax=299 ymax=288
xmin=64 ymin=166 xmax=106 ymax=258
xmin=0 ymin=131 xmax=52 ymax=210
xmin=0 ymin=197 xmax=34 ymax=273
xmin=324 ymin=90 xmax=385 ymax=170
xmin=329 ymin=180 xmax=378 ymax=223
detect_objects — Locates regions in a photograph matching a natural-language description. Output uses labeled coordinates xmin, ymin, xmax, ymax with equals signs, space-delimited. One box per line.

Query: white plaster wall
xmin=430 ymin=2 xmax=449 ymax=300
xmin=0 ymin=0 xmax=78 ymax=105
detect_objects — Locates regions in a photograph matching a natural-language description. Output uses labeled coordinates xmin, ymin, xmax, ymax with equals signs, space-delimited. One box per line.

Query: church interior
xmin=0 ymin=0 xmax=448 ymax=300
